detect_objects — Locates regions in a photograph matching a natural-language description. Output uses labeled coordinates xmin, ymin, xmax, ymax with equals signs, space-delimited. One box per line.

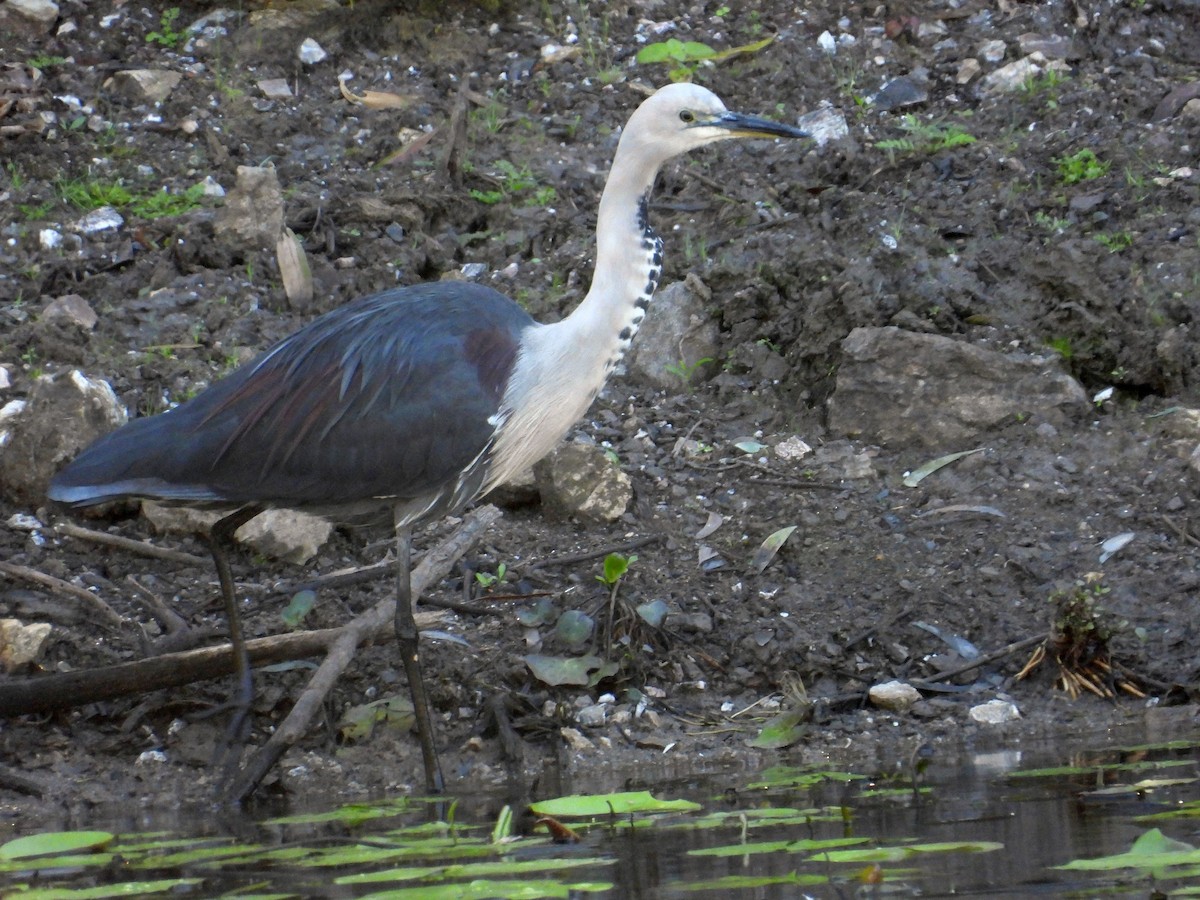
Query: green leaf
xmin=516 ymin=596 xmax=556 ymax=627
xmin=337 ymin=695 xmax=415 ymax=742
xmin=1056 ymin=828 xmax=1200 ymax=872
xmin=902 ymin=447 xmax=985 ymax=487
xmin=749 ymin=525 xmax=797 ymax=575
xmin=635 ymin=599 xmax=668 ymax=628
xmin=530 ymin=790 xmax=702 ymax=817
xmin=281 ymin=589 xmax=316 ymax=628
xmin=749 ymin=708 xmax=809 ymax=749
xmin=554 ymin=609 xmax=594 ymax=646
xmin=0 ymin=831 xmax=113 ymax=860
xmin=525 ymin=654 xmax=610 ymax=686
xmin=689 ymin=836 xmax=870 ymax=858
xmin=635 ymin=42 xmax=675 ymax=64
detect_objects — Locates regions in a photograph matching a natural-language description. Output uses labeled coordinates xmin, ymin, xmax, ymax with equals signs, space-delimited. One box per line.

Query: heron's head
xmin=620 ymin=82 xmax=809 ymax=166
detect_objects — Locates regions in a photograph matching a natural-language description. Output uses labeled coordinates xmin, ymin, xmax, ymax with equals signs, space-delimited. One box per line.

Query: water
xmin=2 ymin=730 xmax=1197 ymax=897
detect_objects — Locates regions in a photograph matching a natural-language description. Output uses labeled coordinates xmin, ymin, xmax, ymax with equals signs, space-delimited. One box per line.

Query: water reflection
xmin=1 ymin=727 xmax=1196 ymax=898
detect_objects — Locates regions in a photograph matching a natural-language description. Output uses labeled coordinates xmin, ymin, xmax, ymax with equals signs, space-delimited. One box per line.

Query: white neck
xmin=483 ymin=134 xmax=667 ymax=491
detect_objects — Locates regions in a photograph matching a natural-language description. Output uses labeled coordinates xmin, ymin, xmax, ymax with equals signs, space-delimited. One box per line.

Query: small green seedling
xmin=475 ymin=562 xmax=508 ymax=590
xmin=636 ymin=35 xmax=775 ymax=83
xmin=1094 ymin=230 xmax=1133 ymax=253
xmin=597 ymin=553 xmax=636 ymax=651
xmin=1056 ymin=148 xmax=1110 ymax=184
xmin=875 ymin=114 xmax=976 ymax=159
xmin=664 ymin=356 xmax=713 ymax=384
xmin=146 ymin=7 xmax=185 ymax=49
xmin=597 ymin=553 xmax=636 ymax=588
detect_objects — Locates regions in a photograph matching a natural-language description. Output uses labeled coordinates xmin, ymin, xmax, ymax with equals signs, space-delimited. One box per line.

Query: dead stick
xmin=53 ymin=521 xmax=209 ymax=567
xmin=0 ymin=610 xmax=438 ymax=715
xmin=223 ymin=504 xmax=502 ymax=803
xmin=911 ymin=632 xmax=1047 ymax=686
xmin=0 ymin=560 xmax=125 ymax=629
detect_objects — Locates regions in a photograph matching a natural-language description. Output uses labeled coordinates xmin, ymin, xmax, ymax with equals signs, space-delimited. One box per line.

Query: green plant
xmin=57 ymin=178 xmax=134 ymax=210
xmin=1045 ymin=336 xmax=1073 ymax=359
xmin=875 ymin=115 xmax=976 ymax=159
xmin=474 ymin=563 xmax=508 ymax=590
xmin=1056 ymin=148 xmax=1110 ymax=185
xmin=130 ymin=183 xmax=206 ymax=218
xmin=469 ymin=160 xmax=555 ymax=208
xmin=28 ymin=54 xmax=67 ymax=71
xmin=1020 ymin=69 xmax=1069 ymax=108
xmin=146 ymin=7 xmax=185 ymax=49
xmin=597 ymin=552 xmax=636 ymax=651
xmin=1094 ymin=230 xmax=1133 ymax=253
xmin=636 ymin=35 xmax=774 ymax=83
xmin=1033 ymin=210 xmax=1071 ymax=233
xmin=664 ymin=356 xmax=713 ymax=384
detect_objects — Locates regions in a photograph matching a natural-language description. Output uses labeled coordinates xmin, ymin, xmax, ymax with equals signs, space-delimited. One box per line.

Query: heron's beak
xmin=711 ymin=111 xmax=809 ymax=141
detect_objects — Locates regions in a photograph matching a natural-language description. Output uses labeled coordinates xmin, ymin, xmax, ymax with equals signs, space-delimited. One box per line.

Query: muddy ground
xmin=1 ymin=0 xmax=1198 ymax=826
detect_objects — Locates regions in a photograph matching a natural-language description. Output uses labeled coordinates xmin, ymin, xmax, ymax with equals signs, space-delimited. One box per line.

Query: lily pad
xmin=0 ymin=831 xmax=113 ymax=860
xmin=530 ymin=790 xmax=701 ymax=818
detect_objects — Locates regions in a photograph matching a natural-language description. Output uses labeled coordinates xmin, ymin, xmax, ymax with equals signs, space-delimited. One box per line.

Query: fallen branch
xmin=224 ymin=504 xmax=502 ymax=803
xmin=0 ymin=560 xmax=125 ymax=630
xmin=52 ymin=520 xmax=209 ymax=567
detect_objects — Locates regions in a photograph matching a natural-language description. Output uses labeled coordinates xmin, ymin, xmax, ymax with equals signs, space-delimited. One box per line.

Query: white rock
xmin=968 ymin=699 xmax=1021 ymax=724
xmin=817 ymin=31 xmax=836 ymax=55
xmin=298 ymin=37 xmax=327 ymax=64
xmin=868 ymin=680 xmax=922 ymax=711
xmin=0 ymin=618 xmax=52 ymax=672
xmin=74 ymin=206 xmax=124 ymax=234
xmin=6 ymin=0 xmax=59 ymax=27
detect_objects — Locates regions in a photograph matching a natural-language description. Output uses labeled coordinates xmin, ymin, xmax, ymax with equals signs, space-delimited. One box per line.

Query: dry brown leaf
xmin=338 ymin=78 xmax=412 ymax=110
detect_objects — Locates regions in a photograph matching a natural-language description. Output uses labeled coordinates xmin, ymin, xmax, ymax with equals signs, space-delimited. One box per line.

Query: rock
xmin=559 ymin=726 xmax=594 ymax=751
xmin=977 ymin=39 xmax=1007 ymax=64
xmin=868 ymin=680 xmax=922 ymax=711
xmin=0 ymin=371 xmax=127 ymax=508
xmin=534 ymin=441 xmax=632 ymax=523
xmin=774 ymin=435 xmax=812 ymax=461
xmin=980 ymin=54 xmax=1069 ymax=95
xmin=956 ymin=58 xmax=982 ymax=85
xmin=142 ymin=502 xmax=334 ymax=565
xmin=257 ymin=78 xmax=293 ymax=100
xmin=796 ymin=102 xmax=849 ymax=146
xmin=107 ymin=69 xmax=183 ymax=104
xmin=872 ymin=75 xmax=928 ymax=111
xmin=810 ymin=439 xmax=878 ymax=479
xmin=1017 ymin=33 xmax=1079 ymax=60
xmin=575 ymin=703 xmax=608 ymax=727
xmin=41 ymin=294 xmax=98 ymax=330
xmin=73 ymin=207 xmax=123 ymax=234
xmin=297 ymin=37 xmax=327 ymax=64
xmin=0 ymin=618 xmax=52 ymax=672
xmin=626 ymin=281 xmax=720 ymax=389
xmin=827 ymin=327 xmax=1087 ymax=448
xmin=0 ymin=0 xmax=59 ymax=33
xmin=214 ymin=164 xmax=285 ymax=251
xmin=968 ymin=699 xmax=1021 ymax=724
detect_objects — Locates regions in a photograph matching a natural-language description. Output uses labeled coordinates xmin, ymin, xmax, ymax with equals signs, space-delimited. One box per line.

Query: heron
xmin=48 ymin=82 xmax=809 ymax=795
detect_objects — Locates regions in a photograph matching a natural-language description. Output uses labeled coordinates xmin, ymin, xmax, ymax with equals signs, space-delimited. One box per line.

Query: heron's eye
xmin=679 ymin=110 xmax=695 ymax=123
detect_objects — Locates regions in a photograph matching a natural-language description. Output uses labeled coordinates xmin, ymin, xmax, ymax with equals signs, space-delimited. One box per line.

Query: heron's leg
xmin=208 ymin=504 xmax=265 ymax=766
xmin=393 ymin=520 xmax=445 ymax=793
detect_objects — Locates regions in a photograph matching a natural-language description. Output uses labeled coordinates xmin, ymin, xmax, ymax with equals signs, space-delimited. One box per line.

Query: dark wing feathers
xmin=49 ymin=282 xmax=531 ymax=510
